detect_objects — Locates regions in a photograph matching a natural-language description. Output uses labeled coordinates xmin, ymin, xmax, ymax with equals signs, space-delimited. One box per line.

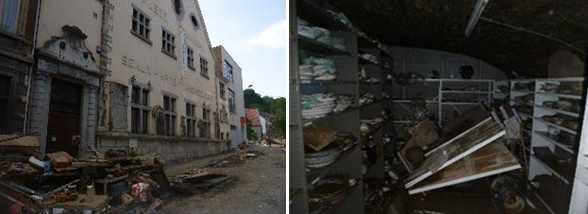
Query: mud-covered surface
xmin=161 ymin=146 xmax=285 ymax=214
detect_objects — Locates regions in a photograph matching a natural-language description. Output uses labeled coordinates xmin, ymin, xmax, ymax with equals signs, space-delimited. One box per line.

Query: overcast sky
xmin=199 ymin=0 xmax=287 ymax=98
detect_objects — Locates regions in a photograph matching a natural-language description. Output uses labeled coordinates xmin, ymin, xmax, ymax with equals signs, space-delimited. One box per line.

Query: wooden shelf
xmin=536 ymin=92 xmax=582 ymax=100
xmin=535 ymin=131 xmax=574 ymax=154
xmin=296 ymin=0 xmax=350 ymax=32
xmin=360 ymin=98 xmax=392 ymax=108
xmin=534 ymin=117 xmax=577 ymax=135
xmin=531 ymin=155 xmax=572 ymax=185
xmin=306 ymin=144 xmax=359 ymax=185
xmin=441 ymin=102 xmax=479 ymax=105
xmin=534 ymin=105 xmax=580 ymax=118
xmin=300 ymin=80 xmax=356 ymax=85
xmin=302 ymin=106 xmax=359 ymax=124
xmin=441 ymin=90 xmax=492 ymax=94
xmin=298 ymin=35 xmax=351 ymax=56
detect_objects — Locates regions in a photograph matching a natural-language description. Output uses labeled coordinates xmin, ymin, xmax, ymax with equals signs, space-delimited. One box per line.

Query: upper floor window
xmin=219 ymin=82 xmax=225 ymax=99
xmin=131 ymin=86 xmax=150 ymax=134
xmin=161 ymin=29 xmax=176 ymax=57
xmin=0 ymin=0 xmax=29 ymax=37
xmin=223 ymin=60 xmax=233 ymax=81
xmin=173 ymin=0 xmax=183 ymax=15
xmin=190 ymin=14 xmax=199 ymax=29
xmin=228 ymin=89 xmax=235 ymax=113
xmin=131 ymin=7 xmax=151 ymax=42
xmin=163 ymin=95 xmax=176 ymax=136
xmin=200 ymin=57 xmax=208 ymax=77
xmin=187 ymin=46 xmax=195 ymax=70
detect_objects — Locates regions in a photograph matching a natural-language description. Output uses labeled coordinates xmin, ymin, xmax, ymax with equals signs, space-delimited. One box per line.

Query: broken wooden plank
xmin=405 ymin=118 xmax=506 ymax=188
xmin=409 ymin=141 xmax=521 ymax=194
xmin=425 ymin=118 xmax=491 ymax=157
xmin=0 ymin=135 xmax=39 ymax=147
xmin=303 ymin=121 xmax=337 ymax=152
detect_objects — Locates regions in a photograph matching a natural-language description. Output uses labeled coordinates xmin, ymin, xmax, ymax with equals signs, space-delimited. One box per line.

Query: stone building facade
xmin=29 ymin=0 xmax=230 ymax=163
xmin=0 ymin=0 xmax=39 ymax=135
xmin=213 ymin=46 xmax=247 ymax=148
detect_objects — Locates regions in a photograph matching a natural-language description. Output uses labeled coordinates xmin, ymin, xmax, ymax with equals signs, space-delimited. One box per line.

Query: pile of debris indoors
xmin=0 ymin=135 xmax=174 ymax=214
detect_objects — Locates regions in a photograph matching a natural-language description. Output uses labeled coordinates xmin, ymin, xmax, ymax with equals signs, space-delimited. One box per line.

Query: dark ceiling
xmin=327 ymin=0 xmax=588 ymax=77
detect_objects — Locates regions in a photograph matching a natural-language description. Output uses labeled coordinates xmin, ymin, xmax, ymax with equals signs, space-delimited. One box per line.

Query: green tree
xmin=274 ymin=108 xmax=286 ymax=137
xmin=246 ymin=117 xmax=258 ymax=140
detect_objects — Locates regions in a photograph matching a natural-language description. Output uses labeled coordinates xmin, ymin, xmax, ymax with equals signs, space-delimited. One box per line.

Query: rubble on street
xmin=206 ymin=148 xmax=265 ymax=168
xmin=0 ymin=135 xmax=237 ymax=213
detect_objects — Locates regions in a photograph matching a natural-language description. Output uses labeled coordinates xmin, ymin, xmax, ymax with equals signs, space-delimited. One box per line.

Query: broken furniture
xmin=404 ymin=118 xmax=520 ymax=194
xmin=0 ymin=135 xmax=173 ymax=214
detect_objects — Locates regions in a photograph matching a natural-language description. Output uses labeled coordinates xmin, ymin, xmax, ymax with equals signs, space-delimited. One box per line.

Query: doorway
xmin=46 ymin=78 xmax=82 ymax=157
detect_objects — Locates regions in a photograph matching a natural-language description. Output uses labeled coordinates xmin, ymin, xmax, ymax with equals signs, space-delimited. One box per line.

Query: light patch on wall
xmin=247 ymin=19 xmax=287 ymax=49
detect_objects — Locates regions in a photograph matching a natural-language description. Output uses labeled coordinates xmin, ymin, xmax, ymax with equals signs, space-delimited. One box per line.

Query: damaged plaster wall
xmin=547 ymin=49 xmax=585 ymax=78
xmin=97 ymin=136 xmax=228 ymax=164
xmin=388 ymin=47 xmax=507 ymax=80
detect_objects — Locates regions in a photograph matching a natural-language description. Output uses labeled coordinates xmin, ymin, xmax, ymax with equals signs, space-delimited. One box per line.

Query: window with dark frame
xmin=200 ymin=106 xmax=210 ymax=139
xmin=132 ymin=7 xmax=151 ymax=42
xmin=228 ymin=89 xmax=235 ymax=113
xmin=200 ymin=57 xmax=208 ymax=76
xmin=214 ymin=112 xmax=220 ymax=139
xmin=131 ymin=86 xmax=150 ymax=134
xmin=185 ymin=102 xmax=196 ymax=137
xmin=219 ymin=82 xmax=225 ymax=99
xmin=163 ymin=95 xmax=177 ymax=136
xmin=223 ymin=60 xmax=233 ymax=81
xmin=0 ymin=0 xmax=22 ymax=35
xmin=187 ymin=46 xmax=195 ymax=69
xmin=161 ymin=29 xmax=176 ymax=57
xmin=0 ymin=75 xmax=11 ymax=134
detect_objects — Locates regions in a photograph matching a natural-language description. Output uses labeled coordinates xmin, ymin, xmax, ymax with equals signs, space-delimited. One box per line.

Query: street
xmin=161 ymin=145 xmax=286 ymax=214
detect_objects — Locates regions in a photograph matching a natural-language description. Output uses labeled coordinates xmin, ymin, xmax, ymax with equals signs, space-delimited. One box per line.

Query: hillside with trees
xmin=244 ymin=87 xmax=286 ymax=138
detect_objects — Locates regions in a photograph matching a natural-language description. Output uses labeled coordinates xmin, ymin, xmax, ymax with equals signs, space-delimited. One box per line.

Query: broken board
xmin=303 ymin=121 xmax=337 ymax=152
xmin=405 ymin=118 xmax=506 ymax=188
xmin=0 ymin=135 xmax=40 ymax=147
xmin=408 ymin=141 xmax=521 ymax=194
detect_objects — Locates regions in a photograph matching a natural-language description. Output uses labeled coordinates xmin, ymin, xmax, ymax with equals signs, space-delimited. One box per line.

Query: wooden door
xmin=46 ymin=78 xmax=82 ymax=157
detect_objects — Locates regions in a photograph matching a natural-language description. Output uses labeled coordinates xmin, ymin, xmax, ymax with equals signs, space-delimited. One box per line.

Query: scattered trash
xmin=0 ymin=136 xmax=173 ymax=213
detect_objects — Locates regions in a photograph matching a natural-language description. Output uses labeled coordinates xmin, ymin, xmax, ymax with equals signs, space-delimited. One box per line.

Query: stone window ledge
xmin=97 ymin=131 xmax=227 ymax=143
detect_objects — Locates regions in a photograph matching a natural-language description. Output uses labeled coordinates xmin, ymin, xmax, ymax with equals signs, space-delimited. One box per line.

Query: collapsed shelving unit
xmin=402 ymin=118 xmax=521 ymax=195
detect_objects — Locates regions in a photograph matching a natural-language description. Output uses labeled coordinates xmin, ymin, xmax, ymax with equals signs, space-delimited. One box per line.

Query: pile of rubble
xmin=0 ymin=135 xmax=182 ymax=213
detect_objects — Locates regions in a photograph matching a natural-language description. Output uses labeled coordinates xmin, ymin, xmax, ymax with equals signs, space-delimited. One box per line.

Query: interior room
xmin=288 ymin=0 xmax=588 ymax=213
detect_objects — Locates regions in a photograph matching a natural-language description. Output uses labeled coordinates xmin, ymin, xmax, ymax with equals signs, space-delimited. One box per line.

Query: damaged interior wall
xmin=547 ymin=49 xmax=585 ymax=78
xmin=388 ymin=47 xmax=507 ymax=80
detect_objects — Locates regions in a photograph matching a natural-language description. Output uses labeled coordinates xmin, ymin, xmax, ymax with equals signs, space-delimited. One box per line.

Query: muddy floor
xmin=160 ymin=145 xmax=286 ymax=214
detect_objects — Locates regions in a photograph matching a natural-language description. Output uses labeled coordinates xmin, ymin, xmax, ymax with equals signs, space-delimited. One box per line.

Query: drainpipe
xmin=23 ymin=0 xmax=42 ymax=134
xmin=96 ymin=0 xmax=109 ymax=151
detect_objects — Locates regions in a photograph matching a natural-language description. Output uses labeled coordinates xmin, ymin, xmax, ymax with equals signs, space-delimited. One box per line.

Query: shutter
xmin=109 ymin=82 xmax=128 ymax=132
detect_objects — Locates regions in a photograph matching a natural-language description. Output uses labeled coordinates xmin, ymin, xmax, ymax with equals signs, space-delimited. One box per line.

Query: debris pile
xmin=171 ymin=168 xmax=232 ymax=194
xmin=0 ymin=135 xmax=174 ymax=213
